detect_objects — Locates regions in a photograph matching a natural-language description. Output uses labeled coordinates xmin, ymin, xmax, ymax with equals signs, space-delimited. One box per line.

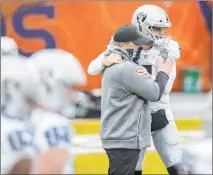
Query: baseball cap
xmin=113 ymin=24 xmax=154 ymax=45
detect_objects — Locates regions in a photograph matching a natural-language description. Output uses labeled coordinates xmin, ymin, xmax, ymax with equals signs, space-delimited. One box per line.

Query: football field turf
xmin=71 ymin=118 xmax=202 ymax=174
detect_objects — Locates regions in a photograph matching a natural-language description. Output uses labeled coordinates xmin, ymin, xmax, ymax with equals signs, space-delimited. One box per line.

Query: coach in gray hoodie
xmin=100 ymin=25 xmax=174 ymax=175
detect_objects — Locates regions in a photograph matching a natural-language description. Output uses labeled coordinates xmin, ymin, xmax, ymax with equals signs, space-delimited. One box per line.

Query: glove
xmin=155 ymin=39 xmax=181 ymax=60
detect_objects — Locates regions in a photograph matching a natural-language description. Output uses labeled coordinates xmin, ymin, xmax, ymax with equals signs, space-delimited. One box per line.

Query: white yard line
xmin=72 ymin=131 xmax=204 ymax=155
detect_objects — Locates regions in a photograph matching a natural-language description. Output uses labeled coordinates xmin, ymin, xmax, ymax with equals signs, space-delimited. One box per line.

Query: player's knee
xmin=161 ymin=122 xmax=180 ymax=145
xmin=155 ymin=130 xmax=182 ymax=167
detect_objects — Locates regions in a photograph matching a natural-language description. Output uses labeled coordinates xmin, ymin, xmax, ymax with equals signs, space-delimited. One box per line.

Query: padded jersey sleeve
xmin=1 ymin=119 xmax=35 ymax=174
xmin=87 ymin=52 xmax=106 ymax=75
xmin=33 ymin=116 xmax=73 ymax=153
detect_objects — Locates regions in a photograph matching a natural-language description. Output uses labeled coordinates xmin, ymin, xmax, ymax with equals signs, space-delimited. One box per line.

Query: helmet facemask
xmin=151 ymin=26 xmax=172 ymax=49
xmin=139 ymin=20 xmax=172 ymax=49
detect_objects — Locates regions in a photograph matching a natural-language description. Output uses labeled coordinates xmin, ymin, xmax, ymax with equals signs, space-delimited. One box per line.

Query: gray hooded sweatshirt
xmin=100 ymin=46 xmax=169 ymax=150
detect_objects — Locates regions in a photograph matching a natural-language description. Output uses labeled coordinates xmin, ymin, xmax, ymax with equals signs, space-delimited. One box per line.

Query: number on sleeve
xmin=8 ymin=130 xmax=33 ymax=151
xmin=44 ymin=126 xmax=71 ymax=147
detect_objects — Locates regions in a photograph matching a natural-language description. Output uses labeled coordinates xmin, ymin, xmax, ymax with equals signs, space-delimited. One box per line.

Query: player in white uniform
xmin=87 ymin=5 xmax=183 ymax=175
xmin=27 ymin=49 xmax=86 ymax=174
xmin=1 ymin=116 xmax=35 ymax=174
xmin=182 ymin=91 xmax=212 ymax=174
xmin=1 ymin=58 xmax=37 ymax=174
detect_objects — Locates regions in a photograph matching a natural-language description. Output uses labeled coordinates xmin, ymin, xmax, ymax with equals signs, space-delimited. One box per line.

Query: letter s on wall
xmin=13 ymin=4 xmax=56 ymax=56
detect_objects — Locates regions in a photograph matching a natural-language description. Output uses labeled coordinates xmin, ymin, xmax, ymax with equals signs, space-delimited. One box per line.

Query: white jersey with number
xmin=30 ymin=109 xmax=75 ymax=174
xmin=182 ymin=138 xmax=212 ymax=174
xmin=1 ymin=115 xmax=35 ymax=174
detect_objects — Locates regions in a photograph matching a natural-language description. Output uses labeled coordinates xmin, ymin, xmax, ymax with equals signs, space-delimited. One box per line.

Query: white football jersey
xmin=30 ymin=109 xmax=75 ymax=174
xmin=1 ymin=115 xmax=35 ymax=174
xmin=138 ymin=42 xmax=178 ymax=117
xmin=182 ymin=138 xmax=212 ymax=174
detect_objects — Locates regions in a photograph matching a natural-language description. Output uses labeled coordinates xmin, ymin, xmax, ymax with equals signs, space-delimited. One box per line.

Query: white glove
xmin=166 ymin=39 xmax=181 ymax=60
xmin=155 ymin=39 xmax=181 ymax=60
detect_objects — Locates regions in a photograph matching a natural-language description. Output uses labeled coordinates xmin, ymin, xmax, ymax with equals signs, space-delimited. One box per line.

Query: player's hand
xmin=166 ymin=39 xmax=181 ymax=60
xmin=102 ymin=53 xmax=123 ymax=67
xmin=156 ymin=56 xmax=174 ymax=75
xmin=155 ymin=39 xmax=180 ymax=60
xmin=136 ymin=66 xmax=151 ymax=79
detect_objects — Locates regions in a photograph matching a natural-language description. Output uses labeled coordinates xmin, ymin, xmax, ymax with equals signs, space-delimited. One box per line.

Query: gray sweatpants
xmin=106 ymin=149 xmax=140 ymax=175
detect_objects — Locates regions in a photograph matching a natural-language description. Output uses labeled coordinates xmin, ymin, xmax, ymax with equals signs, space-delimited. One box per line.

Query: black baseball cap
xmin=113 ymin=24 xmax=154 ymax=45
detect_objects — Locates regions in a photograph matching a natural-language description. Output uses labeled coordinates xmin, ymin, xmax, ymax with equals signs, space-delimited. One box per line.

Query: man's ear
xmin=119 ymin=42 xmax=125 ymax=47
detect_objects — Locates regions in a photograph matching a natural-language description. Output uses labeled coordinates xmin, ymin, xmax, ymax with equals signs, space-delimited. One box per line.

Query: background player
xmin=27 ymin=49 xmax=86 ymax=174
xmin=1 ymin=57 xmax=36 ymax=174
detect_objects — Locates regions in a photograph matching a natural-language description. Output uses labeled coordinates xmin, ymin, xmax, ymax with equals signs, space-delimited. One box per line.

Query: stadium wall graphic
xmin=1 ymin=1 xmax=212 ymax=91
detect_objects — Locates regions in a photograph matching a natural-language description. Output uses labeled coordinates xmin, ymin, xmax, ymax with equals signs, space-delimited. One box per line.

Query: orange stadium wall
xmin=1 ymin=1 xmax=212 ymax=91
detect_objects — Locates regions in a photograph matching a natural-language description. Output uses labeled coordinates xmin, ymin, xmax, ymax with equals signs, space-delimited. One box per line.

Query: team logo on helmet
xmin=136 ymin=12 xmax=147 ymax=24
xmin=136 ymin=12 xmax=148 ymax=34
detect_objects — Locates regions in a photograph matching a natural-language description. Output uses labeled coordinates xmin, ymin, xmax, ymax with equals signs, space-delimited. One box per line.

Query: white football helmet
xmin=132 ymin=5 xmax=172 ymax=43
xmin=1 ymin=57 xmax=38 ymax=119
xmin=29 ymin=49 xmax=86 ymax=118
xmin=1 ymin=36 xmax=19 ymax=57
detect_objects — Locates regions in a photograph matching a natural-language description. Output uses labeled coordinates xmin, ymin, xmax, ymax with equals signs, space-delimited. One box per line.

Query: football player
xmin=1 ymin=57 xmax=36 ymax=174
xmin=27 ymin=49 xmax=86 ymax=174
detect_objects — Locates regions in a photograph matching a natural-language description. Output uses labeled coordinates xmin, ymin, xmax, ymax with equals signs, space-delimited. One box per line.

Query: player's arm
xmin=163 ymin=39 xmax=180 ymax=94
xmin=87 ymin=36 xmax=112 ymax=75
xmin=34 ymin=147 xmax=69 ymax=174
xmin=9 ymin=158 xmax=32 ymax=175
xmin=87 ymin=52 xmax=106 ymax=75
xmin=87 ymin=36 xmax=123 ymax=75
xmin=87 ymin=51 xmax=123 ymax=75
xmin=34 ymin=122 xmax=72 ymax=174
xmin=164 ymin=62 xmax=176 ymax=94
xmin=122 ymin=62 xmax=169 ymax=102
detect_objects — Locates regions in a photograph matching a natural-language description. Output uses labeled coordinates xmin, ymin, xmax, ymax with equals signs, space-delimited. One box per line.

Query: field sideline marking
xmin=72 ymin=130 xmax=204 ymax=155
